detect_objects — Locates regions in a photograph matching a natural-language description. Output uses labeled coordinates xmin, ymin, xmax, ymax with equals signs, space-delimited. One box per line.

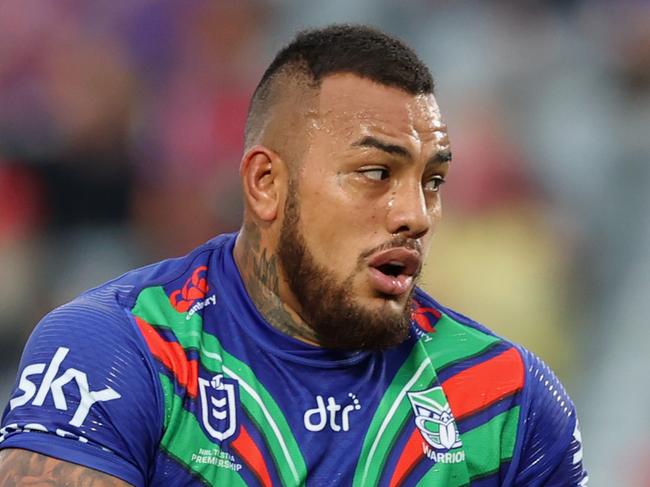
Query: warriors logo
xmin=408 ymin=386 xmax=465 ymax=464
xmin=198 ymin=374 xmax=239 ymax=442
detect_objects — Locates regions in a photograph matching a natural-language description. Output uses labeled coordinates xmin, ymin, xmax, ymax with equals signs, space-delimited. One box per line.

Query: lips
xmin=367 ymin=248 xmax=422 ymax=296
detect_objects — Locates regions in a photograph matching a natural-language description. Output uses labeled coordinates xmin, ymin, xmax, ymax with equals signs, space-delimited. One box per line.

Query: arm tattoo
xmin=240 ymin=225 xmax=320 ymax=344
xmin=0 ymin=449 xmax=131 ymax=486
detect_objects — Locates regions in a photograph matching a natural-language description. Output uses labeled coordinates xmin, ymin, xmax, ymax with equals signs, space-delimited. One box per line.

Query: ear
xmin=240 ymin=145 xmax=286 ymax=222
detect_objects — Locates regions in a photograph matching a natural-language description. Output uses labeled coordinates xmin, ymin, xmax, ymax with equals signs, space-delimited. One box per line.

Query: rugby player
xmin=0 ymin=25 xmax=588 ymax=486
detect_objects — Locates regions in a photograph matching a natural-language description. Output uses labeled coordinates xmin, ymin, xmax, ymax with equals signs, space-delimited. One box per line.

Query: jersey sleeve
xmin=0 ymin=288 xmax=163 ymax=487
xmin=511 ymin=349 xmax=588 ymax=486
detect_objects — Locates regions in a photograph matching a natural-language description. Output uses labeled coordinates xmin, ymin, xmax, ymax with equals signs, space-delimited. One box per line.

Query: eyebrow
xmin=352 ymin=136 xmax=410 ymax=157
xmin=352 ymin=135 xmax=451 ymax=165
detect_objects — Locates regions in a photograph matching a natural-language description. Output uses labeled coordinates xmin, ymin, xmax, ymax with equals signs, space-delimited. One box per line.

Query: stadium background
xmin=0 ymin=1 xmax=648 ymax=484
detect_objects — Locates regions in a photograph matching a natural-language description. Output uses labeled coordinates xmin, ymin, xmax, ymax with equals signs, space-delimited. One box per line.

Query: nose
xmin=386 ymin=181 xmax=432 ymax=239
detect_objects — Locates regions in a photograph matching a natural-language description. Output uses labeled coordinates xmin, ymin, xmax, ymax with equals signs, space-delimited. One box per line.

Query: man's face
xmin=277 ymin=73 xmax=450 ymax=349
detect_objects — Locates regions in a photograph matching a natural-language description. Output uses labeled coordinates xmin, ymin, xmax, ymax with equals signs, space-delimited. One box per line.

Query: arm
xmin=0 ymin=449 xmax=131 ymax=486
xmin=512 ymin=350 xmax=588 ymax=486
xmin=0 ymin=292 xmax=163 ymax=487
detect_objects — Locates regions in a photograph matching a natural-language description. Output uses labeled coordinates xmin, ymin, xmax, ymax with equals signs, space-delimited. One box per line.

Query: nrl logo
xmin=408 ymin=386 xmax=463 ymax=455
xmin=198 ymin=374 xmax=239 ymax=442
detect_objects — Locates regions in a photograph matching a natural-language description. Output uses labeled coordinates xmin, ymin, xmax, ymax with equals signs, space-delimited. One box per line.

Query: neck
xmin=234 ymin=225 xmax=320 ymax=345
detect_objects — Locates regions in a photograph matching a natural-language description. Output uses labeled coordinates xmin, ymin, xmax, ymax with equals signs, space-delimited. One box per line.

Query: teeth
xmin=388 ymin=261 xmax=404 ymax=267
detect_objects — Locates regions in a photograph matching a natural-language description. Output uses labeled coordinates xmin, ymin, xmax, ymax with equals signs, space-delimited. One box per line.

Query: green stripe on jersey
xmin=353 ymin=312 xmax=505 ymax=487
xmin=414 ymin=462 xmax=471 ymax=487
xmin=414 ymin=407 xmax=521 ymax=486
xmin=158 ymin=373 xmax=248 ymax=486
xmin=463 ymin=406 xmax=520 ymax=480
xmin=353 ymin=343 xmax=438 ymax=487
xmin=133 ymin=286 xmax=308 ymax=486
xmin=420 ymin=313 xmax=502 ymax=371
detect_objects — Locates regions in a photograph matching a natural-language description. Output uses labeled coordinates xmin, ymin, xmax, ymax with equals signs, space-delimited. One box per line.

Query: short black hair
xmin=258 ymin=24 xmax=433 ymax=95
xmin=245 ymin=24 xmax=434 ymax=147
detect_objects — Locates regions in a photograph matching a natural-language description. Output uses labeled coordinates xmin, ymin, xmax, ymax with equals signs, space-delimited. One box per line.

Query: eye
xmin=358 ymin=167 xmax=389 ymax=181
xmin=424 ymin=175 xmax=446 ymax=192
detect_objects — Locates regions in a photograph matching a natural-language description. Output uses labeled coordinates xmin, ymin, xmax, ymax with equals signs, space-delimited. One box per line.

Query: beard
xmin=277 ymin=185 xmax=414 ymax=350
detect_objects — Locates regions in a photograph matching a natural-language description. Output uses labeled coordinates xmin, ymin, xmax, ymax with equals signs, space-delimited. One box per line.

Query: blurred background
xmin=1 ymin=0 xmax=648 ymax=484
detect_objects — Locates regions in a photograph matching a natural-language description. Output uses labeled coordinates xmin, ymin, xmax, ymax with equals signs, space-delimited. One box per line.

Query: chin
xmin=370 ymin=294 xmax=406 ymax=310
xmin=354 ymin=295 xmax=411 ymax=325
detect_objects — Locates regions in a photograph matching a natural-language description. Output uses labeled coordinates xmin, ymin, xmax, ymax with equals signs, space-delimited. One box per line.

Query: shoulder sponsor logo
xmin=411 ymin=304 xmax=441 ymax=342
xmin=408 ymin=386 xmax=465 ymax=464
xmin=186 ymin=294 xmax=216 ymax=320
xmin=304 ymin=393 xmax=361 ymax=432
xmin=170 ymin=265 xmax=217 ymax=319
xmin=9 ymin=347 xmax=121 ymax=427
xmin=198 ymin=374 xmax=239 ymax=442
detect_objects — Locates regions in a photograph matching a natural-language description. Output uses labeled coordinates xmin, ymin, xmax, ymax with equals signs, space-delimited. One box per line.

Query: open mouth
xmin=376 ymin=262 xmax=408 ymax=277
xmin=367 ymin=248 xmax=421 ymax=296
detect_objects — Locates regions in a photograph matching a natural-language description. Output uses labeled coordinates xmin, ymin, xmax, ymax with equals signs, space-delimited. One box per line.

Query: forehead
xmin=314 ymin=73 xmax=446 ymax=143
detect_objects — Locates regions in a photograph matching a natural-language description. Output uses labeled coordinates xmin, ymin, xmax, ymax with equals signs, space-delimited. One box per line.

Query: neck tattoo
xmin=239 ymin=228 xmax=320 ymax=345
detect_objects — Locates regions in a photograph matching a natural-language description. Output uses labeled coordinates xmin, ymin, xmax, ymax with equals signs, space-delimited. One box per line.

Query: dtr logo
xmin=9 ymin=347 xmax=121 ymax=427
xmin=303 ymin=393 xmax=361 ymax=432
xmin=408 ymin=386 xmax=465 ymax=464
xmin=198 ymin=374 xmax=239 ymax=442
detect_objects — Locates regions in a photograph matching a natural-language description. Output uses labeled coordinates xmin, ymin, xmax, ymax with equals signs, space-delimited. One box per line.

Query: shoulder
xmin=413 ymin=289 xmax=526 ymax=425
xmin=0 ymin=234 xmax=237 ymax=486
xmin=94 ymin=232 xmax=234 ymax=309
xmin=412 ymin=288 xmax=523 ymax=375
xmin=413 ymin=288 xmax=560 ymax=390
xmin=413 ymin=288 xmax=574 ymax=420
xmin=413 ymin=289 xmax=587 ymax=485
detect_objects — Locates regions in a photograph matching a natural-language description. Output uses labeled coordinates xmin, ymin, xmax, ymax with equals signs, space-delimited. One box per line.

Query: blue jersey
xmin=1 ymin=233 xmax=587 ymax=486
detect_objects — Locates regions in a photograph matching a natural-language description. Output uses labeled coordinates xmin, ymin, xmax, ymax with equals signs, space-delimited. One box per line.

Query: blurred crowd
xmin=1 ymin=1 xmax=649 ymax=484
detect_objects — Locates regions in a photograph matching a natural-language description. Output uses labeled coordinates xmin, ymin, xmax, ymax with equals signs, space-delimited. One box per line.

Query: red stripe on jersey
xmin=135 ymin=316 xmax=199 ymax=398
xmin=386 ymin=347 xmax=524 ymax=487
xmin=231 ymin=425 xmax=273 ymax=487
xmin=389 ymin=428 xmax=424 ymax=487
xmin=443 ymin=347 xmax=524 ymax=420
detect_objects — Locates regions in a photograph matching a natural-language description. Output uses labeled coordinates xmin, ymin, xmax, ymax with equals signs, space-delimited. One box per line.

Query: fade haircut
xmin=244 ymin=24 xmax=435 ymax=149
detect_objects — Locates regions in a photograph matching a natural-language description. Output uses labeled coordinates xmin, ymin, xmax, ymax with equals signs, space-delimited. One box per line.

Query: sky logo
xmin=9 ymin=347 xmax=121 ymax=427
